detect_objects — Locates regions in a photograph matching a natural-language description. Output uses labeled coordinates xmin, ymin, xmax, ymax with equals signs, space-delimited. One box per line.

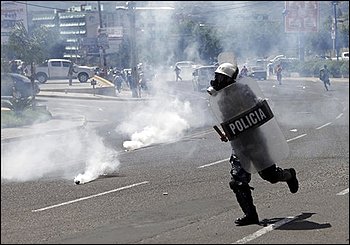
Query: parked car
xmin=248 ymin=66 xmax=267 ymax=80
xmin=331 ymin=51 xmax=349 ymax=61
xmin=27 ymin=59 xmax=97 ymax=83
xmin=269 ymin=54 xmax=286 ymax=63
xmin=174 ymin=61 xmax=197 ymax=81
xmin=192 ymin=65 xmax=218 ymax=91
xmin=268 ymin=58 xmax=298 ymax=77
xmin=1 ymin=73 xmax=40 ymax=98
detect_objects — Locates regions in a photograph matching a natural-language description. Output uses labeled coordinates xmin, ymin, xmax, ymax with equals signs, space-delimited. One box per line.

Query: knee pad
xmin=229 ymin=179 xmax=252 ymax=193
xmin=229 ymin=174 xmax=251 ymax=192
xmin=258 ymin=164 xmax=283 ymax=183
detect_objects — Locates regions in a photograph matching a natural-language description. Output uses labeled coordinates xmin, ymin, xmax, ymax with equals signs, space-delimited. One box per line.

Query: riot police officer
xmin=207 ymin=63 xmax=299 ymax=226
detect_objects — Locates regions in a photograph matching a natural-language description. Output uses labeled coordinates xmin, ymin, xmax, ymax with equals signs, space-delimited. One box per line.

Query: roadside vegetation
xmin=1 ymin=93 xmax=52 ymax=128
xmin=1 ymin=22 xmax=58 ymax=128
xmin=285 ymin=59 xmax=349 ymax=78
xmin=1 ymin=105 xmax=52 ymax=128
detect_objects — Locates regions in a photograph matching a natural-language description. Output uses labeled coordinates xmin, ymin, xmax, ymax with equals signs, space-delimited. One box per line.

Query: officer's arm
xmin=213 ymin=125 xmax=228 ymax=142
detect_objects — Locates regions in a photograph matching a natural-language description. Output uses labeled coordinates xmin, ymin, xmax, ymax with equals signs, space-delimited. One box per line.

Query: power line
xmin=181 ymin=1 xmax=277 ymax=15
xmin=13 ymin=1 xmax=66 ymax=11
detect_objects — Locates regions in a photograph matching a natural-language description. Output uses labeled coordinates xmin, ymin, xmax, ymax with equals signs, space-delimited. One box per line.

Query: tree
xmin=7 ymin=22 xmax=57 ymax=101
xmin=194 ymin=23 xmax=222 ymax=63
xmin=171 ymin=19 xmax=222 ymax=64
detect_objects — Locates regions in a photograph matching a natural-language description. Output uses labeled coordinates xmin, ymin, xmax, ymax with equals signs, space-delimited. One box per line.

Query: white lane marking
xmin=32 ymin=181 xmax=149 ymax=213
xmin=197 ymin=158 xmax=230 ymax=168
xmin=336 ymin=113 xmax=343 ymax=119
xmin=232 ymin=216 xmax=298 ymax=244
xmin=336 ymin=188 xmax=349 ymax=196
xmin=184 ymin=129 xmax=214 ymax=139
xmin=296 ymin=111 xmax=311 ymax=114
xmin=198 ymin=134 xmax=308 ymax=168
xmin=316 ymin=122 xmax=332 ymax=130
xmin=286 ymin=134 xmax=307 ymax=142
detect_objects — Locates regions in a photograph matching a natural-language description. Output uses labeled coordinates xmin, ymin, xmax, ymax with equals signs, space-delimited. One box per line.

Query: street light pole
xmin=332 ymin=1 xmax=339 ymax=60
xmin=98 ymin=1 xmax=107 ymax=69
xmin=127 ymin=1 xmax=138 ymax=83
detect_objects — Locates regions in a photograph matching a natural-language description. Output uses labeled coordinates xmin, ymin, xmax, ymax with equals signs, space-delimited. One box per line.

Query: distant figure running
xmin=174 ymin=65 xmax=182 ymax=82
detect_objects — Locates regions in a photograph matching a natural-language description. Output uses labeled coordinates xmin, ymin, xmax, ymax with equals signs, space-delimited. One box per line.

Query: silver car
xmin=1 ymin=73 xmax=40 ymax=98
xmin=192 ymin=65 xmax=218 ymax=91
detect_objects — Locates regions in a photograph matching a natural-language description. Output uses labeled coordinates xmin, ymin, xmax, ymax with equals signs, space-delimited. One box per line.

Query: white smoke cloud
xmin=73 ymin=130 xmax=119 ymax=184
xmin=117 ymin=96 xmax=197 ymax=151
xmin=1 ymin=126 xmax=120 ymax=184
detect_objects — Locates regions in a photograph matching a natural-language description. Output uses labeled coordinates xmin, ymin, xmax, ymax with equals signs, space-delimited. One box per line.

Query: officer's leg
xmin=229 ymin=154 xmax=259 ymax=226
xmin=258 ymin=164 xmax=299 ymax=193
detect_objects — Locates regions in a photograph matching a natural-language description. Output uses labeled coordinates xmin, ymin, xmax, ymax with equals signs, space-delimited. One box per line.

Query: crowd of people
xmin=102 ymin=64 xmax=153 ymax=98
xmin=8 ymin=60 xmax=28 ymax=76
xmin=6 ymin=57 xmax=334 ymax=98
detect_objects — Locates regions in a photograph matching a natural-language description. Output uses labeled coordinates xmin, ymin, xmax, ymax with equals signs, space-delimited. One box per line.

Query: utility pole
xmin=115 ymin=2 xmax=174 ymax=72
xmin=97 ymin=1 xmax=107 ymax=69
xmin=127 ymin=1 xmax=138 ymax=85
xmin=332 ymin=1 xmax=339 ymax=60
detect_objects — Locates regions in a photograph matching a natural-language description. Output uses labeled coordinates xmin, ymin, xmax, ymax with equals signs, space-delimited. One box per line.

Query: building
xmin=1 ymin=1 xmax=28 ymax=44
xmin=29 ymin=3 xmax=124 ymax=65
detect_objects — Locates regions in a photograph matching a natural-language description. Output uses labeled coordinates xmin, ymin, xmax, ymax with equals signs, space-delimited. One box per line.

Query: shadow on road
xmin=260 ymin=212 xmax=332 ymax=230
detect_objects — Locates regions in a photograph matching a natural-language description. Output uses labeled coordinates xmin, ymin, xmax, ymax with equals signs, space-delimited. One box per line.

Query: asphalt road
xmin=1 ymin=77 xmax=349 ymax=244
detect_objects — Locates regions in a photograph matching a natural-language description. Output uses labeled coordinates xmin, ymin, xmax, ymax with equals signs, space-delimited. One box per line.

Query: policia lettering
xmin=221 ymin=100 xmax=274 ymax=140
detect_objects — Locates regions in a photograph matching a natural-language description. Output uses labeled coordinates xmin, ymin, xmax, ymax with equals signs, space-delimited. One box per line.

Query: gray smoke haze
xmin=115 ymin=1 xmax=213 ymax=150
xmin=3 ymin=1 xmax=340 ymax=183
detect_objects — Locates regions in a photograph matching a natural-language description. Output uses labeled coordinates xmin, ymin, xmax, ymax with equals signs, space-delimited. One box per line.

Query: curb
xmin=1 ymin=115 xmax=87 ymax=143
xmin=1 ymin=124 xmax=86 ymax=143
xmin=36 ymin=92 xmax=152 ymax=101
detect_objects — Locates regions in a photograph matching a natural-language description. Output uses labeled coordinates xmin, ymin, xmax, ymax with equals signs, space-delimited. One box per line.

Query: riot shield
xmin=209 ymin=77 xmax=289 ymax=173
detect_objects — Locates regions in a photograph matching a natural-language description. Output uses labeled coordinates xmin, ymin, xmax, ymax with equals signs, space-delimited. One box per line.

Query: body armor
xmin=209 ymin=77 xmax=289 ymax=172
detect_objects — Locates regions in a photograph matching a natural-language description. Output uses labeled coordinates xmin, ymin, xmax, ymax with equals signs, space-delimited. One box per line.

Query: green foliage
xmin=1 ymin=58 xmax=11 ymax=73
xmin=1 ymin=106 xmax=52 ymax=128
xmin=172 ymin=20 xmax=223 ymax=63
xmin=340 ymin=61 xmax=349 ymax=77
xmin=288 ymin=59 xmax=348 ymax=77
xmin=1 ymin=94 xmax=52 ymax=128
xmin=6 ymin=22 xmax=58 ymax=100
xmin=193 ymin=24 xmax=222 ymax=62
xmin=5 ymin=96 xmax=34 ymax=115
xmin=306 ymin=30 xmax=333 ymax=55
xmin=8 ymin=22 xmax=52 ymax=65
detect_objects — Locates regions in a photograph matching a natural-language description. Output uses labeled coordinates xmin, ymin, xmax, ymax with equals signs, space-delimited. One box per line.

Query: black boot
xmin=235 ymin=212 xmax=259 ymax=226
xmin=259 ymin=165 xmax=299 ymax=194
xmin=232 ymin=183 xmax=260 ymax=226
xmin=286 ymin=168 xmax=299 ymax=193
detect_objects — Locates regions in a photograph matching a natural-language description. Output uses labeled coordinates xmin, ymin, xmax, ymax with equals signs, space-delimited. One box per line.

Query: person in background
xmin=174 ymin=65 xmax=182 ymax=82
xmin=68 ymin=62 xmax=76 ymax=86
xmin=128 ymin=69 xmax=139 ymax=98
xmin=10 ymin=60 xmax=18 ymax=73
xmin=275 ymin=64 xmax=283 ymax=85
xmin=113 ymin=70 xmax=125 ymax=94
xmin=239 ymin=65 xmax=248 ymax=78
xmin=319 ymin=64 xmax=331 ymax=91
